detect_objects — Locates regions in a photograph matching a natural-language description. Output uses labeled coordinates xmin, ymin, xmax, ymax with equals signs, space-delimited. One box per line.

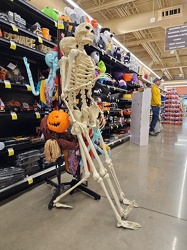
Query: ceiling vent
xmin=157 ymin=5 xmax=182 ymax=21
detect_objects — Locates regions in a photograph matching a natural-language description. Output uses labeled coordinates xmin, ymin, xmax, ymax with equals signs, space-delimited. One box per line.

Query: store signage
xmin=165 ymin=24 xmax=187 ymax=50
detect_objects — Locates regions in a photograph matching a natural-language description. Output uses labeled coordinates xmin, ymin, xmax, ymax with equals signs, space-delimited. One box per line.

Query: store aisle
xmin=0 ymin=121 xmax=187 ymax=250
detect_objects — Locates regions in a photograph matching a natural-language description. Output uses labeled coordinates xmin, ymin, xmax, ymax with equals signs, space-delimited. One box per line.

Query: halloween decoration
xmin=0 ymin=98 xmax=5 ymax=111
xmin=7 ymin=11 xmax=26 ymax=28
xmin=0 ymin=66 xmax=7 ymax=80
xmin=0 ymin=13 xmax=9 ymax=22
xmin=44 ymin=139 xmax=61 ymax=162
xmin=97 ymin=60 xmax=106 ymax=74
xmin=90 ymin=51 xmax=100 ymax=76
xmin=6 ymin=66 xmax=24 ymax=83
xmin=23 ymin=47 xmax=59 ymax=107
xmin=90 ymin=51 xmax=100 ymax=64
xmin=56 ymin=22 xmax=140 ymax=230
xmin=3 ymin=32 xmax=35 ymax=49
xmin=37 ymin=44 xmax=52 ymax=53
xmin=96 ymin=27 xmax=114 ymax=51
xmin=64 ymin=6 xmax=87 ymax=24
xmin=47 ymin=110 xmax=70 ymax=133
xmin=41 ymin=28 xmax=51 ymax=41
xmin=29 ymin=22 xmax=43 ymax=37
xmin=124 ymin=52 xmax=131 ymax=66
xmin=113 ymin=47 xmax=123 ymax=61
xmin=41 ymin=7 xmax=58 ymax=21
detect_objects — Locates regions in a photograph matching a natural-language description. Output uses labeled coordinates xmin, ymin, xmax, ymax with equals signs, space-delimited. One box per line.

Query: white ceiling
xmin=29 ymin=0 xmax=187 ymax=87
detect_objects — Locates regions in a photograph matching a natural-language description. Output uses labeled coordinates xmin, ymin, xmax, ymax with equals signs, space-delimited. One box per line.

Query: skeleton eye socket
xmin=85 ymin=26 xmax=90 ymax=30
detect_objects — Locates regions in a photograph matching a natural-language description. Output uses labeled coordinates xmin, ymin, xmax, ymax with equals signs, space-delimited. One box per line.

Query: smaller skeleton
xmin=55 ymin=22 xmax=140 ymax=230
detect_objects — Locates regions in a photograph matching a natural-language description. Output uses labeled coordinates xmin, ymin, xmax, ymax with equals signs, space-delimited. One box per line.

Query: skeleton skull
xmin=59 ymin=37 xmax=77 ymax=56
xmin=74 ymin=22 xmax=95 ymax=46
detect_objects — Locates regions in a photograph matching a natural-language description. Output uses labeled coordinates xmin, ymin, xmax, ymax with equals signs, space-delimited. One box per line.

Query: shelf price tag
xmin=4 ymin=80 xmax=11 ymax=88
xmin=10 ymin=41 xmax=16 ymax=50
xmin=28 ymin=178 xmax=33 ymax=185
xmin=110 ymin=56 xmax=112 ymax=60
xmin=11 ymin=112 xmax=18 ymax=120
xmin=25 ymin=84 xmax=32 ymax=91
xmin=35 ymin=112 xmax=41 ymax=119
xmin=11 ymin=24 xmax=18 ymax=32
xmin=58 ymin=21 xmax=64 ymax=29
xmin=38 ymin=36 xmax=43 ymax=43
xmin=8 ymin=147 xmax=14 ymax=156
xmin=120 ymin=140 xmax=122 ymax=142
xmin=102 ymin=51 xmax=105 ymax=55
xmin=54 ymin=21 xmax=57 ymax=27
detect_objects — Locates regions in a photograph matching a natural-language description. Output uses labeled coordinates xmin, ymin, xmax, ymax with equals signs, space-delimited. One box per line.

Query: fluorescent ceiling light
xmin=65 ymin=0 xmax=160 ymax=78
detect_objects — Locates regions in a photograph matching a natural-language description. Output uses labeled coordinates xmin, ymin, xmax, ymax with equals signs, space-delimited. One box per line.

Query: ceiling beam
xmin=122 ymin=37 xmax=164 ymax=47
xmin=163 ymin=80 xmax=187 ymax=86
xmin=153 ymin=65 xmax=187 ymax=70
xmin=101 ymin=3 xmax=187 ymax=35
xmin=85 ymin=0 xmax=135 ymax=13
xmin=161 ymin=69 xmax=173 ymax=80
xmin=180 ymin=67 xmax=185 ymax=79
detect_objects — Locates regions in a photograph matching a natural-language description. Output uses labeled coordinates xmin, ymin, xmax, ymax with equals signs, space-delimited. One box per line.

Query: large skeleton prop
xmin=54 ymin=23 xmax=140 ymax=230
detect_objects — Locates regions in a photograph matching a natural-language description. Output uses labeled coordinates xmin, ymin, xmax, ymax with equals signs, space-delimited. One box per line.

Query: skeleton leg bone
xmin=76 ymin=131 xmax=140 ymax=229
xmin=84 ymin=132 xmax=134 ymax=219
xmin=98 ymin=130 xmax=139 ymax=208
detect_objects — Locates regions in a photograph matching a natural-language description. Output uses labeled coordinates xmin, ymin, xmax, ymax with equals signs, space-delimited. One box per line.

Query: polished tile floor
xmin=0 ymin=120 xmax=187 ymax=250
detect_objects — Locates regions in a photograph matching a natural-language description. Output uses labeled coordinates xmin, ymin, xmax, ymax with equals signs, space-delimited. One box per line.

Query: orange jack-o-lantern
xmin=47 ymin=110 xmax=70 ymax=133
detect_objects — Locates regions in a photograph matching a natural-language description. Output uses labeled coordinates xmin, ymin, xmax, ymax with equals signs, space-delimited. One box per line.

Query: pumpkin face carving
xmin=47 ymin=110 xmax=70 ymax=133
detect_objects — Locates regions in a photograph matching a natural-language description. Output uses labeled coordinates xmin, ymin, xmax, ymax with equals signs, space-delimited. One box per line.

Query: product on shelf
xmin=0 ymin=166 xmax=25 ymax=189
xmin=29 ymin=22 xmax=43 ymax=37
xmin=163 ymin=89 xmax=183 ymax=125
xmin=0 ymin=65 xmax=7 ymax=80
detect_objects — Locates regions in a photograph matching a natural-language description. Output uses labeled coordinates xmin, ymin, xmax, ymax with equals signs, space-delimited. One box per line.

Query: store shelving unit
xmin=0 ymin=0 xmax=59 ymax=199
xmin=0 ymin=0 xmax=139 ymax=200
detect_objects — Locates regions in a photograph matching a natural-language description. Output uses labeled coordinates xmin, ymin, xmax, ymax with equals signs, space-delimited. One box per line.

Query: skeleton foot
xmin=121 ymin=202 xmax=135 ymax=219
xmin=54 ymin=202 xmax=73 ymax=209
xmin=117 ymin=220 xmax=141 ymax=230
xmin=122 ymin=198 xmax=139 ymax=208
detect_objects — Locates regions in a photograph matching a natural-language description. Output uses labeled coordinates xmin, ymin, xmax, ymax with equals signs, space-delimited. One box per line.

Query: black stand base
xmin=45 ymin=157 xmax=101 ymax=210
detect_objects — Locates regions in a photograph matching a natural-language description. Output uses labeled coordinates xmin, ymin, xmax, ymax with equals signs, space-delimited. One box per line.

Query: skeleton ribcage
xmin=69 ymin=52 xmax=95 ymax=88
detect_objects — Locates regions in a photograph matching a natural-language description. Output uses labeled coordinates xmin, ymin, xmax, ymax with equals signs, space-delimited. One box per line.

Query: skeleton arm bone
xmin=64 ymin=49 xmax=79 ymax=93
xmin=59 ymin=56 xmax=68 ymax=99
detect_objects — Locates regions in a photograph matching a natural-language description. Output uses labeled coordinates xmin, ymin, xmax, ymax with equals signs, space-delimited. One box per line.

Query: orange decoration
xmin=47 ymin=110 xmax=70 ymax=133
